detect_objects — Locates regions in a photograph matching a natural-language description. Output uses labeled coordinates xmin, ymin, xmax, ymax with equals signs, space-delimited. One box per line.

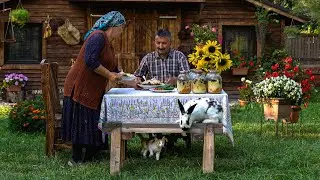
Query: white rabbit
xmin=176 ymin=98 xmax=223 ymax=130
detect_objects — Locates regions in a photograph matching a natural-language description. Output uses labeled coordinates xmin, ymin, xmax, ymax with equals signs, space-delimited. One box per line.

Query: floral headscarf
xmin=84 ymin=11 xmax=126 ymax=40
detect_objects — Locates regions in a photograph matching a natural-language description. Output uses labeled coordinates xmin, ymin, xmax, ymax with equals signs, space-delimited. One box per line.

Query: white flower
xmin=253 ymin=75 xmax=302 ymax=104
xmin=241 ymin=77 xmax=245 ymax=82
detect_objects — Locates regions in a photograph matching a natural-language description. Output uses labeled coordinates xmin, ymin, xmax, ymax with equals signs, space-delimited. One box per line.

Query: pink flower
xmin=190 ymin=32 xmax=194 ymax=37
xmin=211 ymin=27 xmax=217 ymax=32
xmin=185 ymin=25 xmax=190 ymax=29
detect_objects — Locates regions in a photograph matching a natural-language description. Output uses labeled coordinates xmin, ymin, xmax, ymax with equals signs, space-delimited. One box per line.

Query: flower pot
xmin=263 ymin=98 xmax=291 ymax=121
xmin=289 ymin=106 xmax=301 ymax=123
xmin=232 ymin=67 xmax=249 ymax=76
xmin=238 ymin=99 xmax=248 ymax=107
xmin=6 ymin=85 xmax=23 ymax=103
xmin=6 ymin=85 xmax=22 ymax=92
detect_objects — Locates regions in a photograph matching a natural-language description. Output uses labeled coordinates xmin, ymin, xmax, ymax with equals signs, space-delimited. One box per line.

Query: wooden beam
xmin=0 ymin=22 xmax=4 ymax=66
xmin=69 ymin=0 xmax=205 ymax=2
xmin=245 ymin=0 xmax=307 ymax=23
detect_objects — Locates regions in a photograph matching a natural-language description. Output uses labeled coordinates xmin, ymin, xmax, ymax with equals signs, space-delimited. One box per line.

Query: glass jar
xmin=206 ymin=70 xmax=222 ymax=94
xmin=177 ymin=70 xmax=191 ymax=94
xmin=191 ymin=69 xmax=207 ymax=94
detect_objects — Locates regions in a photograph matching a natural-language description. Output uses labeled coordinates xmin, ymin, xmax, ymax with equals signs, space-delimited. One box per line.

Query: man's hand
xmin=165 ymin=77 xmax=177 ymax=86
xmin=98 ymin=122 xmax=103 ymax=130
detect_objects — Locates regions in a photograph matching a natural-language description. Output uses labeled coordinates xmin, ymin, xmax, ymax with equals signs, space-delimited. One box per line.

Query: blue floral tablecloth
xmin=99 ymin=88 xmax=234 ymax=145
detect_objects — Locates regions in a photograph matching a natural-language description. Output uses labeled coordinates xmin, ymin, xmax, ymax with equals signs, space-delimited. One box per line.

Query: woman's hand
xmin=119 ymin=78 xmax=142 ymax=90
xmin=107 ymin=72 xmax=122 ymax=82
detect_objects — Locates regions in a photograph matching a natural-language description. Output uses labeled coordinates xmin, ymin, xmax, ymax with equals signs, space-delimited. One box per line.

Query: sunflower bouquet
xmin=188 ymin=40 xmax=233 ymax=73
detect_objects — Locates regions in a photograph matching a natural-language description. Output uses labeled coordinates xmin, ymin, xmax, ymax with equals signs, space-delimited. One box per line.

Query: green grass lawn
xmin=0 ymin=90 xmax=320 ymax=180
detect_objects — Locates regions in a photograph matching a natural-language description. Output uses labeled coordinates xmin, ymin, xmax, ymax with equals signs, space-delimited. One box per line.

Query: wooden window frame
xmin=0 ymin=20 xmax=46 ymax=68
xmin=218 ymin=21 xmax=261 ymax=59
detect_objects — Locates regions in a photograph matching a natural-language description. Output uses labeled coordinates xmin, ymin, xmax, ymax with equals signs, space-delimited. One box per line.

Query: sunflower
xmin=202 ymin=40 xmax=221 ymax=56
xmin=188 ymin=53 xmax=199 ymax=66
xmin=196 ymin=59 xmax=208 ymax=70
xmin=215 ymin=53 xmax=233 ymax=72
xmin=194 ymin=45 xmax=205 ymax=57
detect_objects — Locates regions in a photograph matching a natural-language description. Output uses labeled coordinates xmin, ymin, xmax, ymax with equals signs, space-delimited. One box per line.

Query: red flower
xmin=305 ymin=69 xmax=313 ymax=76
xmin=310 ymin=75 xmax=315 ymax=81
xmin=271 ymin=63 xmax=279 ymax=71
xmin=249 ymin=61 xmax=254 ymax=67
xmin=284 ymin=64 xmax=291 ymax=70
xmin=293 ymin=66 xmax=299 ymax=72
xmin=272 ymin=72 xmax=279 ymax=77
xmin=23 ymin=123 xmax=30 ymax=127
xmin=240 ymin=62 xmax=247 ymax=68
xmin=284 ymin=56 xmax=293 ymax=64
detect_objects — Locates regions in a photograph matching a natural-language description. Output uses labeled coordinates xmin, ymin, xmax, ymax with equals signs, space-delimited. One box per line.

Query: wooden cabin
xmin=0 ymin=0 xmax=310 ymax=100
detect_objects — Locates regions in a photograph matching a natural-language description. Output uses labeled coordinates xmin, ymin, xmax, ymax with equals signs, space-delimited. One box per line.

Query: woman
xmin=62 ymin=11 xmax=126 ymax=166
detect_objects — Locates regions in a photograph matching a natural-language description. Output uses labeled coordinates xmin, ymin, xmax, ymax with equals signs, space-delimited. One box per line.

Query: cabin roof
xmin=245 ymin=0 xmax=309 ymax=23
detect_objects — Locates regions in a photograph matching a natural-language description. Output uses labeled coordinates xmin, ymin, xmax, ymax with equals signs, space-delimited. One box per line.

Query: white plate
xmin=121 ymin=73 xmax=136 ymax=81
xmin=121 ymin=75 xmax=136 ymax=81
xmin=149 ymin=88 xmax=176 ymax=93
xmin=137 ymin=83 xmax=163 ymax=89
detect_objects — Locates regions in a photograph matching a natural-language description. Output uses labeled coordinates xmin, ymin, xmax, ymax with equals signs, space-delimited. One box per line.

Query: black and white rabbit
xmin=177 ymin=98 xmax=223 ymax=130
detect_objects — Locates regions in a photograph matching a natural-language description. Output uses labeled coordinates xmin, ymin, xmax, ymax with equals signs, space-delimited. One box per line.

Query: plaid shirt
xmin=134 ymin=49 xmax=190 ymax=82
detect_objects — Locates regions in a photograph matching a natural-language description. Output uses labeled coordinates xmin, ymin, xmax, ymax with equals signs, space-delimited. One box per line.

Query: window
xmin=4 ymin=23 xmax=42 ymax=64
xmin=222 ymin=26 xmax=256 ymax=57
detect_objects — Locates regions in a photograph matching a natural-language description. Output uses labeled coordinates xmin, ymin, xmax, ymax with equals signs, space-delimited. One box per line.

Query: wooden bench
xmin=102 ymin=123 xmax=223 ymax=175
xmin=41 ymin=62 xmax=71 ymax=156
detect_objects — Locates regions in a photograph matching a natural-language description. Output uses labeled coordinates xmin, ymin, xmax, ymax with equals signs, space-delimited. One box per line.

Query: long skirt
xmin=61 ymin=96 xmax=105 ymax=146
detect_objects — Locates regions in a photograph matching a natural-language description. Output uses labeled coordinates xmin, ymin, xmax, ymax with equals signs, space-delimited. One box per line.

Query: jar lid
xmin=192 ymin=69 xmax=203 ymax=73
xmin=208 ymin=70 xmax=218 ymax=73
xmin=180 ymin=70 xmax=189 ymax=73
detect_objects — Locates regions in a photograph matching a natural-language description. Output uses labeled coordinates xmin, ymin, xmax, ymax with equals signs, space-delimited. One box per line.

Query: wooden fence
xmin=285 ymin=35 xmax=320 ymax=66
xmin=285 ymin=35 xmax=320 ymax=86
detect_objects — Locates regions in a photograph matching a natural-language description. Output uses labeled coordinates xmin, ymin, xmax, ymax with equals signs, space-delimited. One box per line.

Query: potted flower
xmin=237 ymin=77 xmax=254 ymax=106
xmin=186 ymin=23 xmax=218 ymax=45
xmin=231 ymin=50 xmax=257 ymax=75
xmin=2 ymin=73 xmax=28 ymax=103
xmin=253 ymin=76 xmax=303 ymax=121
xmin=9 ymin=3 xmax=30 ymax=27
xmin=284 ymin=26 xmax=300 ymax=39
xmin=263 ymin=56 xmax=315 ymax=108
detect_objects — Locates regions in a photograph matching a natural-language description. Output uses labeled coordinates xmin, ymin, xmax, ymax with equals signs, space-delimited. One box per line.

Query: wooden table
xmin=99 ymin=88 xmax=234 ymax=175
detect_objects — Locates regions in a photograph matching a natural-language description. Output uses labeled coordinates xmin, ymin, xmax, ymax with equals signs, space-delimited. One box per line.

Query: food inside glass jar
xmin=208 ymin=80 xmax=222 ymax=93
xmin=177 ymin=80 xmax=191 ymax=94
xmin=192 ymin=79 xmax=207 ymax=93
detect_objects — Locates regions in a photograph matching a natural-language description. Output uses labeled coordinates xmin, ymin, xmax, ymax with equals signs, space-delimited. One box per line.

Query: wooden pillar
xmin=110 ymin=127 xmax=122 ymax=175
xmin=202 ymin=125 xmax=215 ymax=173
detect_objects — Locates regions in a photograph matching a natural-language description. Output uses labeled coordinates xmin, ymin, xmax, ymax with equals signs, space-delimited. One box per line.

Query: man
xmin=134 ymin=29 xmax=190 ymax=85
xmin=134 ymin=29 xmax=191 ymax=149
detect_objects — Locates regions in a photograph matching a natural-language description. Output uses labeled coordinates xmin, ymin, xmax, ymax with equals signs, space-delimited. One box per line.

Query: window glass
xmin=4 ymin=23 xmax=42 ymax=64
xmin=222 ymin=26 xmax=256 ymax=57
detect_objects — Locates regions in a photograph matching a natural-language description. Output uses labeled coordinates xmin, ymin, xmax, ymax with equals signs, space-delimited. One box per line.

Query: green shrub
xmin=8 ymin=95 xmax=46 ymax=132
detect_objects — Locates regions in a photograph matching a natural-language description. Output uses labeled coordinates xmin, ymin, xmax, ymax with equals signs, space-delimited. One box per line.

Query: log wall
xmin=0 ymin=0 xmax=290 ymax=100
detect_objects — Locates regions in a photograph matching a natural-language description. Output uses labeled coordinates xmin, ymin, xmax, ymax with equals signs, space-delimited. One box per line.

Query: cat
xmin=137 ymin=134 xmax=168 ymax=160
